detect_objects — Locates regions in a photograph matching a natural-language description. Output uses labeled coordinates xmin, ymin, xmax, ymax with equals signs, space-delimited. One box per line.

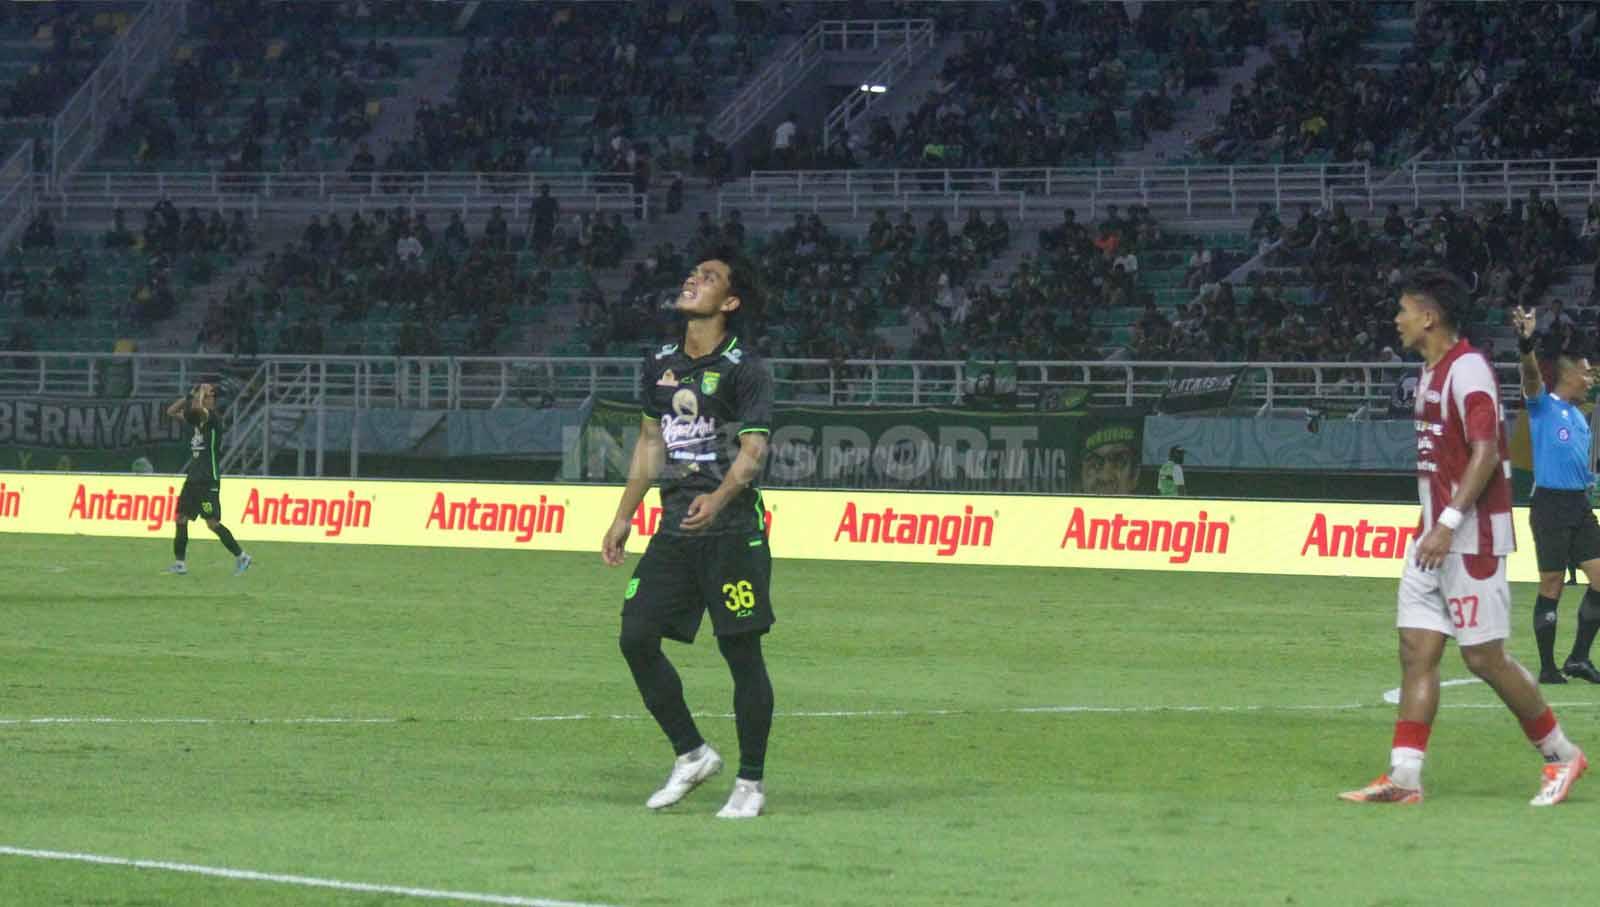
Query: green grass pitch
xmin=3 ymin=533 xmax=1598 ymax=906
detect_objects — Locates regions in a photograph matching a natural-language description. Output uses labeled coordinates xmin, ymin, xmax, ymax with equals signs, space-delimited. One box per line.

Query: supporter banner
xmin=1157 ymin=367 xmax=1248 ymax=414
xmin=562 ymin=400 xmax=1145 ymax=494
xmin=1141 ymin=415 xmax=1415 ymax=471
xmin=0 ymin=471 xmax=1567 ymax=583
xmin=962 ymin=359 xmax=1019 ymax=408
xmin=0 ymin=398 xmax=188 ymax=451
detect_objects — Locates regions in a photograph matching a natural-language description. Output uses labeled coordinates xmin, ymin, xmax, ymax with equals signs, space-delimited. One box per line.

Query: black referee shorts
xmin=622 ymin=531 xmax=775 ymax=643
xmin=1529 ymin=488 xmax=1600 ymax=574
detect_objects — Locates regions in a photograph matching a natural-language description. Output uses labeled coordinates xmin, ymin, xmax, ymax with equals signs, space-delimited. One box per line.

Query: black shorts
xmin=622 ymin=531 xmax=775 ymax=643
xmin=1529 ymin=488 xmax=1600 ymax=573
xmin=177 ymin=477 xmax=222 ymax=522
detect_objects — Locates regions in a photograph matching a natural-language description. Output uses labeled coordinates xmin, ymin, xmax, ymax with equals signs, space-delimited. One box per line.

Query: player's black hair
xmin=704 ymin=244 xmax=765 ymax=334
xmin=1399 ymin=268 xmax=1471 ymax=331
xmin=1168 ymin=445 xmax=1186 ymax=464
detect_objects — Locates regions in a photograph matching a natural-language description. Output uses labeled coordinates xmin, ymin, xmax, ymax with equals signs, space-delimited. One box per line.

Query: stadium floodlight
xmin=859 ymin=84 xmax=887 ymax=93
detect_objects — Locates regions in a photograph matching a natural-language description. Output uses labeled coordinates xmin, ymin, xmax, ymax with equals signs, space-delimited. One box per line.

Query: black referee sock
xmin=718 ymin=633 xmax=774 ymax=782
xmin=619 ymin=625 xmax=704 ymax=756
xmin=1535 ymin=595 xmax=1560 ymax=671
xmin=1569 ymin=590 xmax=1600 ymax=665
xmin=173 ymin=522 xmax=189 ymax=561
xmin=210 ymin=523 xmax=243 ymax=557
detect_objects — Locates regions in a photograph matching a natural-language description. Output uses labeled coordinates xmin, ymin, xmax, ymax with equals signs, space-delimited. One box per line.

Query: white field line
xmin=0 ymin=846 xmax=620 ymax=907
xmin=9 ymin=692 xmax=1594 ymax=729
xmin=1382 ymin=677 xmax=1484 ymax=704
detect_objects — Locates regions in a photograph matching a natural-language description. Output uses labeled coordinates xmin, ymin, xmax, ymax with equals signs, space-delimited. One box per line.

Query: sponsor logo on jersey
xmin=657 ymin=369 xmax=677 ymax=387
xmin=0 ymin=482 xmax=19 ymax=520
xmin=833 ymin=502 xmax=993 ymax=556
xmin=68 ymin=483 xmax=180 ymax=532
xmin=662 ymin=388 xmax=719 ymax=455
xmin=1058 ymin=507 xmax=1228 ymax=564
xmin=241 ymin=488 xmax=373 ymax=537
xmin=424 ymin=492 xmax=565 ymax=542
xmin=1299 ymin=514 xmax=1416 ymax=559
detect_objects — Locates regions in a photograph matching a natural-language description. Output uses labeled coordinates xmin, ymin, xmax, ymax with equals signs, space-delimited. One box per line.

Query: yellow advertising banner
xmin=0 ymin=472 xmax=1561 ymax=583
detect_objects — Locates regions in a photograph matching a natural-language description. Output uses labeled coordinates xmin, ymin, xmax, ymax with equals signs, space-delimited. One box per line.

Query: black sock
xmin=210 ymin=523 xmax=243 ymax=557
xmin=718 ymin=632 xmax=774 ymax=782
xmin=174 ymin=522 xmax=189 ymax=561
xmin=1535 ymin=595 xmax=1560 ymax=671
xmin=619 ymin=624 xmax=703 ymax=756
xmin=1569 ymin=589 xmax=1600 ymax=665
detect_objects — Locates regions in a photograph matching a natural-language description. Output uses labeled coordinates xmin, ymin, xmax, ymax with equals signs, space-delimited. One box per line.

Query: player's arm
xmin=1173 ymin=464 xmax=1186 ymax=495
xmin=681 ymin=361 xmax=773 ymax=531
xmin=680 ymin=431 xmax=769 ymax=531
xmin=1512 ymin=305 xmax=1543 ymax=400
xmin=166 ymin=385 xmax=199 ymax=419
xmin=601 ymin=416 xmax=665 ymax=566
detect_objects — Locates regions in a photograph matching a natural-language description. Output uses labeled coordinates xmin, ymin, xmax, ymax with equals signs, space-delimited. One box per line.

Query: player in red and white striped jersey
xmin=1342 ymin=269 xmax=1587 ymax=806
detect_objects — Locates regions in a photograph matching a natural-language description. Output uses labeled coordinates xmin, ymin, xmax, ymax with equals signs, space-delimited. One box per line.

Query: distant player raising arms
xmin=164 ymin=382 xmax=251 ymax=577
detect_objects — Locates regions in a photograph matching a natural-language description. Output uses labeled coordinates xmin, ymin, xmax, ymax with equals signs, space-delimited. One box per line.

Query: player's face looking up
xmin=677 ymin=259 xmax=741 ymax=321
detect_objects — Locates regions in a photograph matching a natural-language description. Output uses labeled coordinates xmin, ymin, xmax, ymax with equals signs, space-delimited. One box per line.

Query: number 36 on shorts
xmin=722 ymin=580 xmax=756 ymax=615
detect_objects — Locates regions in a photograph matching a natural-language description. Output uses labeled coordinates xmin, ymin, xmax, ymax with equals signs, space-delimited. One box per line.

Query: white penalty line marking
xmin=1382 ymin=677 xmax=1484 ymax=704
xmin=0 ymin=705 xmax=1365 ymax=728
xmin=0 ymin=846 xmax=619 ymax=907
xmin=0 ymin=703 xmax=1410 ymax=728
xmin=10 ymin=691 xmax=1600 ymax=729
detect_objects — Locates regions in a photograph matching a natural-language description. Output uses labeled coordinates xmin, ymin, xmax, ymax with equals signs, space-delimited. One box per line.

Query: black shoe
xmin=1562 ymin=659 xmax=1600 ymax=684
xmin=1540 ymin=666 xmax=1570 ymax=685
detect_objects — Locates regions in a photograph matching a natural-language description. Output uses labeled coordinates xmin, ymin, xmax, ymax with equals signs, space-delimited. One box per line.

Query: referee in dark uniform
xmin=1511 ymin=306 xmax=1600 ymax=684
xmin=601 ymin=248 xmax=775 ymax=819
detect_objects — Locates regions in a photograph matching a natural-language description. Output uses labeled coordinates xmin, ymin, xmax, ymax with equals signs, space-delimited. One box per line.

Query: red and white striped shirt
xmin=1413 ymin=338 xmax=1515 ymax=555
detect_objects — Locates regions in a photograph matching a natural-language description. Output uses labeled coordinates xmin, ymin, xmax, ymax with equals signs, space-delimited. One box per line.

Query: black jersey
xmin=641 ymin=333 xmax=773 ymax=536
xmin=184 ymin=406 xmax=224 ymax=482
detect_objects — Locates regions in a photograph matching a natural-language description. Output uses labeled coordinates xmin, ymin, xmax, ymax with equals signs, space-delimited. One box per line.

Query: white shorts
xmin=1396 ymin=541 xmax=1511 ymax=647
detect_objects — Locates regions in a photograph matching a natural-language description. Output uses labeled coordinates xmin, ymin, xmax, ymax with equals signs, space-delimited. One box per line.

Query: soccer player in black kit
xmin=164 ymin=382 xmax=252 ymax=576
xmin=601 ymin=249 xmax=775 ymax=818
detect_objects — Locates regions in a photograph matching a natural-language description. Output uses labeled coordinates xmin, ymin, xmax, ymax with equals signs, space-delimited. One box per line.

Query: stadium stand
xmin=772 ymin=0 xmax=1269 ymax=171
xmin=5 ymin=0 xmax=1598 ymax=368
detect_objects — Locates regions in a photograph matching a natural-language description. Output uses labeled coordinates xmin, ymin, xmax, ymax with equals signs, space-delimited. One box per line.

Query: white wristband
xmin=1438 ymin=507 xmax=1464 ymax=531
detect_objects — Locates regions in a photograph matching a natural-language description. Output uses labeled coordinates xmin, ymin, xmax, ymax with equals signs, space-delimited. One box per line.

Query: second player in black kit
xmin=601 ymin=250 xmax=776 ymax=819
xmin=164 ymin=382 xmax=252 ymax=576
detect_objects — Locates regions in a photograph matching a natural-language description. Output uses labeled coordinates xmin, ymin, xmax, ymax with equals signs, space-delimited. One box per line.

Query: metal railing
xmin=0 ymin=352 xmax=1526 ymax=415
xmin=0 ymin=140 xmax=36 ymax=250
xmin=51 ymin=0 xmax=189 ymax=188
xmin=57 ymin=170 xmax=639 ymax=199
xmin=39 ymin=169 xmax=652 ymax=220
xmin=821 ymin=20 xmax=938 ymax=148
xmin=720 ymin=159 xmax=1600 ymax=220
xmin=712 ymin=19 xmax=935 ymax=148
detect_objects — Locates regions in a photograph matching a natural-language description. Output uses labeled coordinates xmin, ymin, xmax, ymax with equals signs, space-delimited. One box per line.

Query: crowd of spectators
xmin=6 ymin=203 xmax=253 ymax=335
xmin=1106 ymin=191 xmax=1595 ymax=366
xmin=1191 ymin=1 xmax=1598 ymax=167
xmin=769 ymin=0 xmax=1265 ymax=172
xmin=197 ymin=197 xmax=618 ymax=357
xmin=0 ymin=3 xmax=122 ymax=118
xmin=100 ymin=0 xmax=419 ymax=172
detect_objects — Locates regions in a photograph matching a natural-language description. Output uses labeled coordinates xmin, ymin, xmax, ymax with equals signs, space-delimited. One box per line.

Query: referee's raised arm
xmin=1512 ymin=306 xmax=1543 ymax=400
